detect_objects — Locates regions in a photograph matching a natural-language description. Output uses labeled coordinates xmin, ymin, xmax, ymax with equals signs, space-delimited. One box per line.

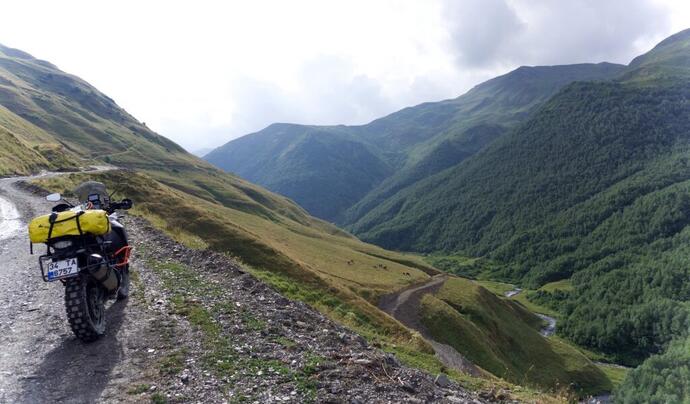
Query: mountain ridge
xmin=206 ymin=62 xmax=625 ymax=223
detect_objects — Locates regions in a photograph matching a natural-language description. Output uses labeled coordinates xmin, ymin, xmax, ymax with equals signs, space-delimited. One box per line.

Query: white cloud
xmin=0 ymin=0 xmax=688 ymax=152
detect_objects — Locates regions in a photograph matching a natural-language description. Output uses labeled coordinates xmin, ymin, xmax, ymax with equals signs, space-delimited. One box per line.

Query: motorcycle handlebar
xmin=108 ymin=198 xmax=133 ymax=213
xmin=51 ymin=198 xmax=133 ymax=214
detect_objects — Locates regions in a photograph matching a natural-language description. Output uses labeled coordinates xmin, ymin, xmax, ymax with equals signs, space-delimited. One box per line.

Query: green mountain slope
xmin=421 ymin=278 xmax=609 ymax=394
xmin=0 ymin=43 xmax=195 ymax=170
xmin=0 ymin=90 xmax=79 ymax=175
xmin=615 ymin=334 xmax=690 ymax=402
xmin=205 ymin=123 xmax=394 ymax=220
xmin=205 ymin=63 xmax=624 ymax=222
xmin=349 ymin=30 xmax=690 ymax=367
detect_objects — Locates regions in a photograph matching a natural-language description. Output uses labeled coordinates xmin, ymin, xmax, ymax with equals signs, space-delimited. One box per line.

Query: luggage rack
xmin=113 ymin=245 xmax=133 ymax=267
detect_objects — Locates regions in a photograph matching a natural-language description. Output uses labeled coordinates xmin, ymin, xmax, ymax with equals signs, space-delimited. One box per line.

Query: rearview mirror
xmin=120 ymin=199 xmax=133 ymax=210
xmin=46 ymin=193 xmax=62 ymax=202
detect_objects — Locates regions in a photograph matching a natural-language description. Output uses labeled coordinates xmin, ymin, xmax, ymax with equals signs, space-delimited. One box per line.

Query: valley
xmin=203 ymin=29 xmax=690 ymax=402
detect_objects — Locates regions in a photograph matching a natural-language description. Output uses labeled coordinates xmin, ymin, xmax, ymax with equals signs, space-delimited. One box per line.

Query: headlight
xmin=52 ymin=240 xmax=74 ymax=249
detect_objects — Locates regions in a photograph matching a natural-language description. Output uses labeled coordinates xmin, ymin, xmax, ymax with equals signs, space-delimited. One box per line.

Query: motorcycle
xmin=28 ymin=181 xmax=133 ymax=342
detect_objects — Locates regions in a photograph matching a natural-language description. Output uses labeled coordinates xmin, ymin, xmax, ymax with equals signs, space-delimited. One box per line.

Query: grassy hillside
xmin=341 ymin=63 xmax=625 ymax=226
xmin=206 ymin=63 xmax=624 ymax=222
xmin=34 ymin=170 xmax=435 ymax=336
xmin=0 ymin=124 xmax=50 ymax=175
xmin=0 ymin=43 xmax=197 ymax=170
xmin=0 ymin=103 xmax=78 ymax=175
xmin=348 ymin=30 xmax=690 ymax=370
xmin=420 ymin=278 xmax=609 ymax=395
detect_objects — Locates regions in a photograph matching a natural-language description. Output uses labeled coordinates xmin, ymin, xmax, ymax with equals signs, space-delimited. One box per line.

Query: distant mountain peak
xmin=0 ymin=43 xmax=34 ymax=60
xmin=627 ymin=27 xmax=690 ymax=75
xmin=647 ymin=27 xmax=690 ymax=51
xmin=0 ymin=43 xmax=59 ymax=70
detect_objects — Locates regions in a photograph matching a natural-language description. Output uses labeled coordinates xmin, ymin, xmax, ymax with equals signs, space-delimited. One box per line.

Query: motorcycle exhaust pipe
xmin=87 ymin=254 xmax=120 ymax=292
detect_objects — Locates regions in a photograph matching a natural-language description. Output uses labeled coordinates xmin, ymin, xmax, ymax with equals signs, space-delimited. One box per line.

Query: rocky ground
xmin=0 ymin=174 xmax=497 ymax=403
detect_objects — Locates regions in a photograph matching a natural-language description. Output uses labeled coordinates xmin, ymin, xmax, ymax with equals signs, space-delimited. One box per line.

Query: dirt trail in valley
xmin=379 ymin=275 xmax=481 ymax=376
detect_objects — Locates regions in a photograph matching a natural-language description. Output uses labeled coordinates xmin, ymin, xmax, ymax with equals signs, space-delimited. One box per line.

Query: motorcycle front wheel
xmin=65 ymin=276 xmax=106 ymax=342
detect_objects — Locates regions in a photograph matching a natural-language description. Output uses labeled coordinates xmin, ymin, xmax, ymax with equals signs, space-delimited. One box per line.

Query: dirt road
xmin=379 ymin=275 xmax=480 ymax=376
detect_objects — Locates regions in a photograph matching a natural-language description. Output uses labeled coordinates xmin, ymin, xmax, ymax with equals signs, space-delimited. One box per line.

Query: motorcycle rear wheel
xmin=65 ymin=277 xmax=106 ymax=342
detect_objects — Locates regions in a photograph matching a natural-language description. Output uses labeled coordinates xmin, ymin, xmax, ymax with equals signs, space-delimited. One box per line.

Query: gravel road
xmin=0 ymin=173 xmax=164 ymax=403
xmin=379 ymin=275 xmax=480 ymax=376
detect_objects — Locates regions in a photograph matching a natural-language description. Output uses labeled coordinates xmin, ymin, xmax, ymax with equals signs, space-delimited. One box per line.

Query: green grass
xmin=474 ymin=279 xmax=560 ymax=319
xmin=474 ymin=280 xmax=515 ymax=296
xmin=272 ymin=336 xmax=297 ymax=349
xmin=150 ymin=393 xmax=167 ymax=404
xmin=511 ymin=291 xmax=559 ymax=318
xmin=596 ymin=364 xmax=628 ymax=388
xmin=0 ymin=106 xmax=80 ymax=175
xmin=425 ymin=254 xmax=502 ymax=279
xmin=539 ymin=279 xmax=573 ymax=293
xmin=0 ymin=45 xmax=194 ymax=170
xmin=127 ymin=384 xmax=151 ymax=395
xmin=159 ymin=349 xmax=187 ymax=375
xmin=240 ymin=310 xmax=266 ymax=332
xmin=420 ymin=277 xmax=611 ymax=396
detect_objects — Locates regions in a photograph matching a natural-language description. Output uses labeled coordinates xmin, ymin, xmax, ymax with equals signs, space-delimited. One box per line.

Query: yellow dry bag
xmin=28 ymin=210 xmax=110 ymax=243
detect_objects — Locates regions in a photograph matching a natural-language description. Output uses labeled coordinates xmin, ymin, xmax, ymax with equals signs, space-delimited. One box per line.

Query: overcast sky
xmin=1 ymin=0 xmax=688 ymax=152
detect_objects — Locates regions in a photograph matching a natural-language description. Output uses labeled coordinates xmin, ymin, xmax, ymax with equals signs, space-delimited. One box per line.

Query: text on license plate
xmin=47 ymin=258 xmax=78 ymax=281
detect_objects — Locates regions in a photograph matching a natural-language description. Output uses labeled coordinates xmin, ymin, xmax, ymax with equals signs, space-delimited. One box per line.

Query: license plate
xmin=46 ymin=258 xmax=79 ymax=281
